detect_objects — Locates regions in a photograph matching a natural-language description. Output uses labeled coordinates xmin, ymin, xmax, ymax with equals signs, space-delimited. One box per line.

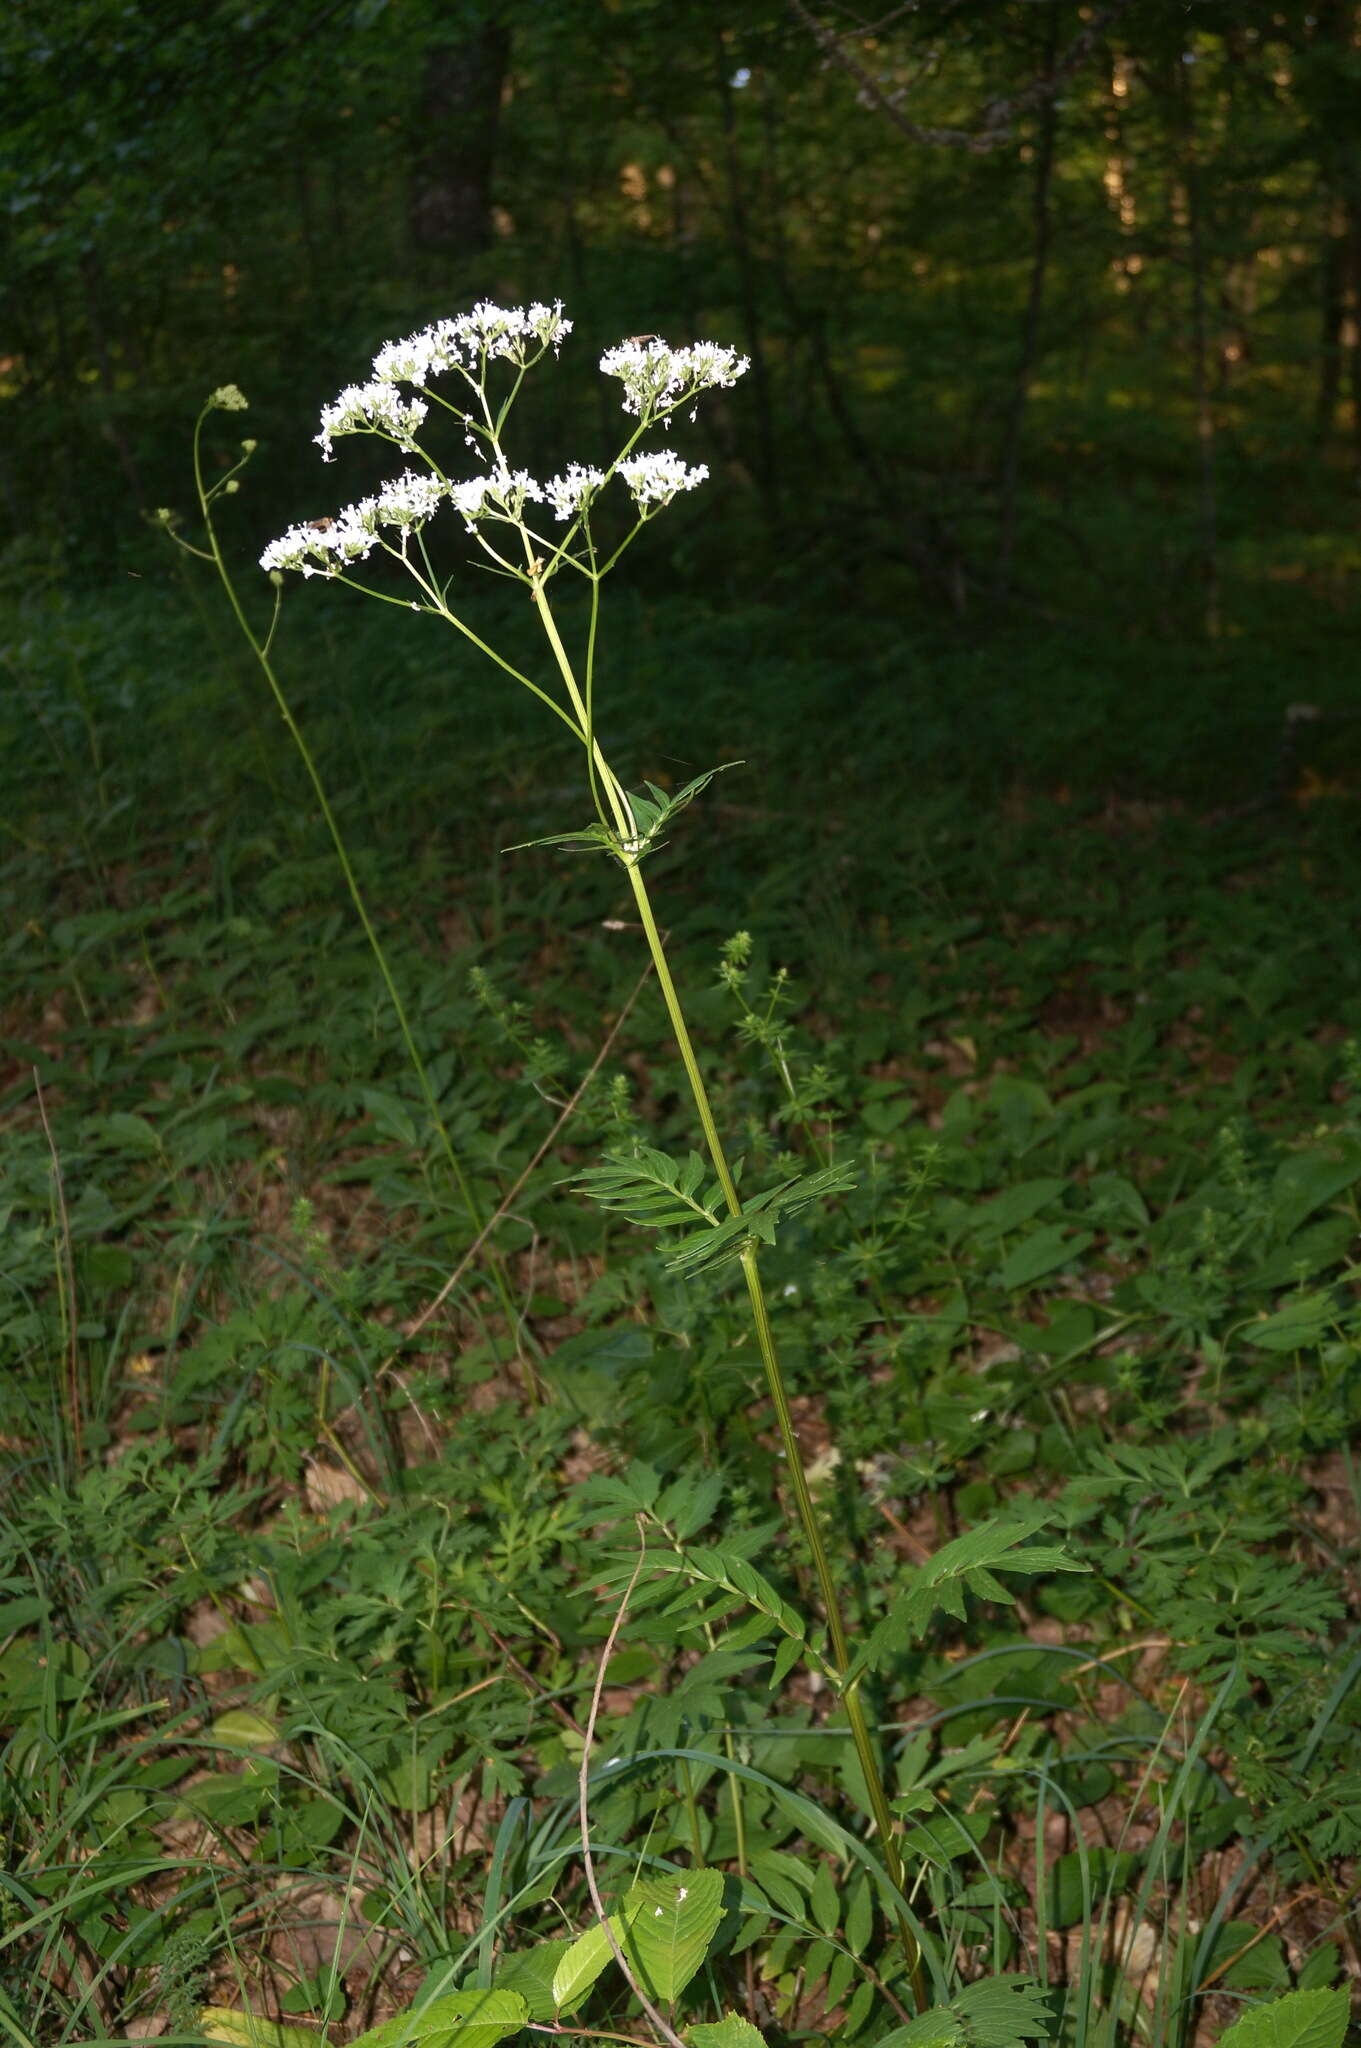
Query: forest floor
xmin=1 ymin=575 xmax=1359 ymax=2046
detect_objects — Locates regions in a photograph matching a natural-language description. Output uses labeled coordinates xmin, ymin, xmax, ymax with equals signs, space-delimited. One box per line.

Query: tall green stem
xmin=623 ymin=860 xmax=925 ymax=2005
xmin=525 ymin=576 xmax=923 ymax=1994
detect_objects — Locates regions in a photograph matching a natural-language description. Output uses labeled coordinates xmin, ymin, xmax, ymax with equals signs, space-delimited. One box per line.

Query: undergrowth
xmin=1 ymin=525 xmax=1359 ymax=2047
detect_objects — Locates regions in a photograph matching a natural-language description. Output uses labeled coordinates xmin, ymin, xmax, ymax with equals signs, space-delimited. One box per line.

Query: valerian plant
xmin=172 ymin=304 xmax=1090 ymax=2040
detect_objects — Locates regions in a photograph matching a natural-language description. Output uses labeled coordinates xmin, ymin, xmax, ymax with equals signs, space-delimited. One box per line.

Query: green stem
xmin=624 ymin=858 xmax=926 ymax=2008
xmin=192 ymin=408 xmax=537 ymax=1397
xmin=526 ymin=577 xmax=923 ymax=2000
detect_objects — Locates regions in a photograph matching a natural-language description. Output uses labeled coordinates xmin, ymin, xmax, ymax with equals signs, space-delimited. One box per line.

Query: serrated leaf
xmin=687 ymin=2016 xmax=769 ymax=2048
xmin=1214 ymin=1988 xmax=1350 ymax=2048
xmin=199 ymin=2013 xmax=320 ymax=2048
xmin=348 ymin=1989 xmax=529 ymax=2048
xmin=551 ymin=1906 xmax=640 ymax=2012
xmin=951 ymin=1976 xmax=1052 ymax=2046
xmin=624 ymin=1868 xmax=726 ymax=2002
xmin=874 ymin=2014 xmax=961 ymax=2048
xmin=494 ymin=1939 xmax=574 ymax=2022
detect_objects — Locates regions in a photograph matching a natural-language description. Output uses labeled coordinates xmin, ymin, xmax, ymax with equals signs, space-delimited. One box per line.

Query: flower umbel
xmin=600 ymin=337 xmax=749 ymax=423
xmin=618 ymin=451 xmax=709 ymax=510
xmin=372 ymin=301 xmax=572 ymax=388
xmin=315 ymin=382 xmax=429 ymax=461
xmin=543 ymin=463 xmax=606 ymax=521
xmin=260 ymin=470 xmax=450 ymax=578
xmin=449 ymin=466 xmax=545 ymax=529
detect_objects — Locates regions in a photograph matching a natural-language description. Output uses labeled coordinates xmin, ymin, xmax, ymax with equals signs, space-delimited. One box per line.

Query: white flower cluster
xmin=449 ymin=466 xmax=544 ymax=529
xmin=260 ymin=470 xmax=449 ymax=578
xmin=599 ymin=337 xmax=749 ymax=420
xmin=372 ymin=301 xmax=571 ymax=388
xmin=618 ymin=451 xmax=709 ymax=508
xmin=542 ymin=462 xmax=605 ymax=521
xmin=315 ymin=383 xmax=429 ymax=462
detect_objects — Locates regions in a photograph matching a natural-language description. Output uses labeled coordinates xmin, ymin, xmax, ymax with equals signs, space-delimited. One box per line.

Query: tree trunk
xmin=1176 ymin=53 xmax=1220 ymax=641
xmin=995 ymin=9 xmax=1060 ymax=600
xmin=712 ymin=25 xmax=779 ymax=528
xmin=1317 ymin=196 xmax=1346 ymax=442
xmin=410 ymin=23 xmax=511 ymax=257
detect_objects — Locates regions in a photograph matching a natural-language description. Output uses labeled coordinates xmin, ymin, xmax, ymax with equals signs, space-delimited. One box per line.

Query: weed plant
xmin=0 ymin=307 xmax=1358 ymax=2048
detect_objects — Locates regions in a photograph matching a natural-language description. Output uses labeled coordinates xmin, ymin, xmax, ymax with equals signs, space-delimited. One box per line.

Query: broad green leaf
xmin=349 ymin=1988 xmax=529 ymax=2048
xmin=1214 ymin=1988 xmax=1350 ymax=2048
xmin=200 ymin=2012 xmax=318 ymax=2048
xmin=1271 ymin=1141 xmax=1361 ymax=1239
xmin=494 ymin=1939 xmax=574 ymax=2022
xmin=98 ymin=1111 xmax=160 ymax=1153
xmin=625 ymin=1868 xmax=726 ymax=2002
xmin=963 ymin=1177 xmax=1069 ymax=1245
xmin=174 ymin=1760 xmax=278 ymax=1826
xmin=551 ymin=1905 xmax=641 ymax=2012
xmin=1246 ymin=1292 xmax=1335 ymax=1353
xmin=209 ymin=1708 xmax=279 ymax=1750
xmin=687 ymin=2016 xmax=769 ymax=2048
xmin=998 ymin=1225 xmax=1092 ymax=1291
xmin=1045 ymin=1848 xmax=1139 ymax=1927
xmin=950 ymin=1976 xmax=1052 ymax=2046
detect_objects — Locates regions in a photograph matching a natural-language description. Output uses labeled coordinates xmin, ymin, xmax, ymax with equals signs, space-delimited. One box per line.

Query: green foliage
xmin=576 ymin=1140 xmax=857 ymax=1277
xmin=3 ymin=528 xmax=1361 ymax=2038
xmin=1214 ymin=1989 xmax=1352 ymax=2048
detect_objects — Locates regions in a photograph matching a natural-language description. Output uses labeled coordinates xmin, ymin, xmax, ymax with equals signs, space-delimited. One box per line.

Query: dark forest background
xmin=6 ymin=0 xmax=1361 ymax=648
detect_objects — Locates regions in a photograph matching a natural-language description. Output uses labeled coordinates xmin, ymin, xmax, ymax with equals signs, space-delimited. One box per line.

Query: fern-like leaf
xmin=849 ymin=1506 xmax=1088 ymax=1681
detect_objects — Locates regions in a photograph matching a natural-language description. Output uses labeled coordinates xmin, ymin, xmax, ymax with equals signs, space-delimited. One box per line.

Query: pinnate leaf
xmin=851 ymin=1507 xmax=1088 ymax=1679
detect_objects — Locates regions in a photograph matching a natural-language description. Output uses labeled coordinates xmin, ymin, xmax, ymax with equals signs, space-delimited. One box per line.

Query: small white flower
xmin=617 ymin=450 xmax=709 ymax=509
xmin=449 ymin=465 xmax=545 ymax=528
xmin=315 ymin=381 xmax=428 ymax=461
xmin=542 ymin=462 xmax=605 ymax=521
xmin=600 ymin=336 xmax=749 ymax=420
xmin=371 ymin=468 xmax=449 ymax=530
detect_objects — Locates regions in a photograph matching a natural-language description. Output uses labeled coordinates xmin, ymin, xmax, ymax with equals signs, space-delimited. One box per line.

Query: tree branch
xmin=787 ymin=0 xmax=1135 ymax=153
